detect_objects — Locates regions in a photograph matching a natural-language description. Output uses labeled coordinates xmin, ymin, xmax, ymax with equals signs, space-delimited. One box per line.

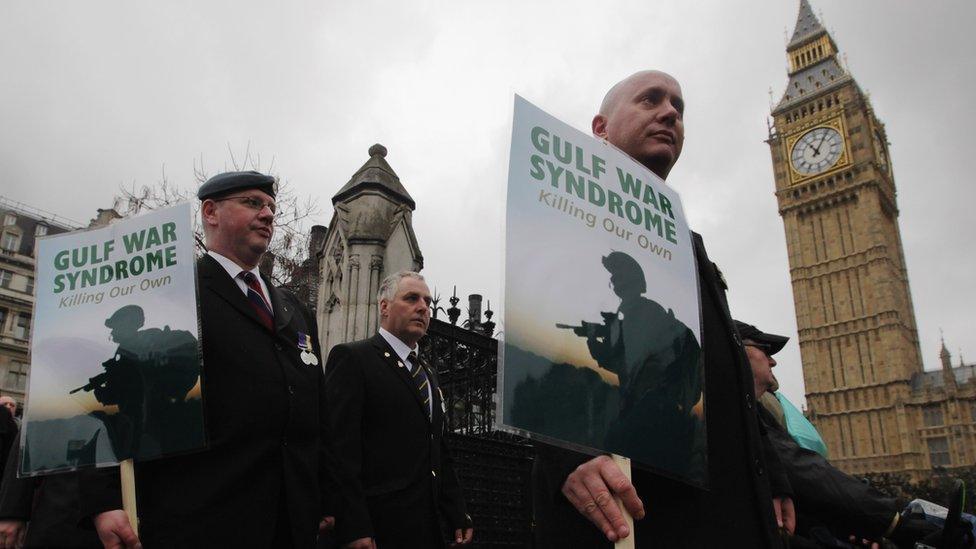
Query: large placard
xmin=22 ymin=203 xmax=204 ymax=475
xmin=500 ymin=96 xmax=706 ymax=485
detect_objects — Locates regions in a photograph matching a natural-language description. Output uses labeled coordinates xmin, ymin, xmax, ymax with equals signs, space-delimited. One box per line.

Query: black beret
xmin=733 ymin=320 xmax=789 ymax=356
xmin=197 ymin=171 xmax=276 ymax=200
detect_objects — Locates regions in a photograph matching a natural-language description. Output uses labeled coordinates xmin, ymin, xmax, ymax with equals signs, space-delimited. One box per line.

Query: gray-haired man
xmin=323 ymin=271 xmax=473 ymax=548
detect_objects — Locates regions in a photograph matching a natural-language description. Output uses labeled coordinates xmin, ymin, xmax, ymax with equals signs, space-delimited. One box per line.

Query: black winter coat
xmin=759 ymin=406 xmax=899 ymax=541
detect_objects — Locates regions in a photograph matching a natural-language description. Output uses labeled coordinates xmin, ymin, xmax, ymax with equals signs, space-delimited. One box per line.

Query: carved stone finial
xmin=368 ymin=143 xmax=387 ymax=158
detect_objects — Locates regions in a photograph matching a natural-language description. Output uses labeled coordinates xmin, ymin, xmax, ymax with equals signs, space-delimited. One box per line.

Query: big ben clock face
xmin=791 ymin=127 xmax=843 ymax=175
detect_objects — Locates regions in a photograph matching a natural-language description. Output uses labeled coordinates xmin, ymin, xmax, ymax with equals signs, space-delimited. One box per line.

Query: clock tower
xmin=767 ymin=0 xmax=926 ymax=474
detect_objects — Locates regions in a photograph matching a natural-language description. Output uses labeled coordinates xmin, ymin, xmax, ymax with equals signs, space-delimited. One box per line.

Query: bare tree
xmin=115 ymin=143 xmax=320 ymax=288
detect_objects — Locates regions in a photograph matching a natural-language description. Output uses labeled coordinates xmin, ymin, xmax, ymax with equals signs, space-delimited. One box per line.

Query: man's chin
xmin=247 ymin=244 xmax=270 ymax=261
xmin=636 ymin=151 xmax=677 ymax=178
xmin=249 ymin=236 xmax=271 ymax=251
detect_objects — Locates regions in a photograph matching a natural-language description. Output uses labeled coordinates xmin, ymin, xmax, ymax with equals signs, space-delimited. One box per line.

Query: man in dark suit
xmin=324 ymin=271 xmax=473 ymax=549
xmin=532 ymin=71 xmax=790 ymax=548
xmin=85 ymin=171 xmax=336 ymax=548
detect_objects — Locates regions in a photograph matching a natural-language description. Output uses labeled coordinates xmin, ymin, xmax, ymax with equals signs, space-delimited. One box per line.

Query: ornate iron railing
xmin=419 ymin=300 xmax=535 ymax=548
xmin=423 ymin=318 xmax=498 ymax=436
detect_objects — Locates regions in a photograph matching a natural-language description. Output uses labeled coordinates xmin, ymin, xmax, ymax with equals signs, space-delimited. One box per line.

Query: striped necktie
xmin=239 ymin=271 xmax=274 ymax=331
xmin=407 ymin=351 xmax=432 ymax=420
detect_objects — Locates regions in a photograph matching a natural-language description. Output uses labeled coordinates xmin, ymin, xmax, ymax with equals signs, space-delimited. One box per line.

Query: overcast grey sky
xmin=3 ymin=0 xmax=973 ymax=407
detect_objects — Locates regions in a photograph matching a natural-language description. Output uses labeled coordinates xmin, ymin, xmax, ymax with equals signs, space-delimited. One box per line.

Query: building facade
xmin=907 ymin=344 xmax=976 ymax=473
xmin=315 ymin=144 xmax=424 ymax=354
xmin=767 ymin=1 xmax=975 ymax=477
xmin=0 ymin=198 xmax=75 ymax=408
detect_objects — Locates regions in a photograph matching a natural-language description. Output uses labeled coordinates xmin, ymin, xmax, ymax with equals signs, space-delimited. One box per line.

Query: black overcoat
xmin=532 ymin=233 xmax=784 ymax=548
xmin=758 ymin=406 xmax=898 ymax=541
xmin=323 ymin=334 xmax=470 ymax=547
xmin=82 ymin=254 xmax=333 ymax=548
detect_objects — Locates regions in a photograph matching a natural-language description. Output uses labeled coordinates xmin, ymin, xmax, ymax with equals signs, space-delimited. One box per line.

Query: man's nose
xmin=658 ymin=100 xmax=679 ymax=124
xmin=257 ymin=204 xmax=275 ymax=220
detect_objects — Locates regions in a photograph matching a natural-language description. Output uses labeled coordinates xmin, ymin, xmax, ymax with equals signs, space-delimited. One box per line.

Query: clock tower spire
xmin=767 ymin=1 xmax=925 ymax=475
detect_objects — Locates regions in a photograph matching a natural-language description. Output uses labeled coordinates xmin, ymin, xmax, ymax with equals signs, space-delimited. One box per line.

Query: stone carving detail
xmin=323 ymin=236 xmax=344 ymax=297
xmin=331 ymin=237 xmax=345 ymax=269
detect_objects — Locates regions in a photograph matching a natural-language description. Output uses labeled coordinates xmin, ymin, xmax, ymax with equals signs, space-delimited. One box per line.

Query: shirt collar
xmin=378 ymin=327 xmax=418 ymax=364
xmin=208 ymin=250 xmax=262 ymax=282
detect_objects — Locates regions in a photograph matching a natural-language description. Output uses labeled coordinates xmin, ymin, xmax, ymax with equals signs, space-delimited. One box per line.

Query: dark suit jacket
xmin=324 ymin=334 xmax=470 ymax=547
xmin=533 ymin=233 xmax=783 ymax=548
xmin=82 ymin=254 xmax=334 ymax=548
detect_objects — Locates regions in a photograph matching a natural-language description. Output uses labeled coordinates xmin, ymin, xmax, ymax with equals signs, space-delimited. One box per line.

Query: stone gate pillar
xmin=315 ymin=144 xmax=423 ymax=355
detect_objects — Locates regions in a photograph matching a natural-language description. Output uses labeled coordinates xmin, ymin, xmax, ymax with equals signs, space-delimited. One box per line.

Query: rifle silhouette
xmin=68 ymin=367 xmax=111 ymax=395
xmin=555 ymin=311 xmax=617 ymax=338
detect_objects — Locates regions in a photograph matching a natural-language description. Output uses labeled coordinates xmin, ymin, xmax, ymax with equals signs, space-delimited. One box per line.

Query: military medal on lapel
xmin=297 ymin=332 xmax=318 ymax=366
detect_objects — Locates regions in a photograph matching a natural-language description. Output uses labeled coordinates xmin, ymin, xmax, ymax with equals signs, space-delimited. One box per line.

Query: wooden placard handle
xmin=120 ymin=459 xmax=139 ymax=536
xmin=611 ymin=454 xmax=634 ymax=549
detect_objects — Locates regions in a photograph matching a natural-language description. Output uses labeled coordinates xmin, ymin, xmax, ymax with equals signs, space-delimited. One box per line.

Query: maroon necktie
xmin=239 ymin=271 xmax=274 ymax=331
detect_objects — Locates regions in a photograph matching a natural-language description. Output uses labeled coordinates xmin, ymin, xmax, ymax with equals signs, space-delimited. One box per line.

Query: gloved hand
xmin=889 ymin=514 xmax=975 ymax=549
xmin=888 ymin=515 xmax=938 ymax=548
xmin=918 ymin=524 xmax=976 ymax=549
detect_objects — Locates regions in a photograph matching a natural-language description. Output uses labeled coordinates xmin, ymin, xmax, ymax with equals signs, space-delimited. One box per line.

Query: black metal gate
xmin=421 ymin=315 xmax=534 ymax=548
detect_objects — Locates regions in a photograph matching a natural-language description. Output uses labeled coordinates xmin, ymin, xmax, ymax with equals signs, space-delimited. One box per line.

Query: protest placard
xmin=22 ymin=202 xmax=204 ymax=476
xmin=500 ymin=96 xmax=706 ymax=485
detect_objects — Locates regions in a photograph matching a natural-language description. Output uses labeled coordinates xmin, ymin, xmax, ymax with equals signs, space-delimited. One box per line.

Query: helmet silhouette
xmin=104 ymin=305 xmax=146 ymax=330
xmin=602 ymin=252 xmax=646 ymax=294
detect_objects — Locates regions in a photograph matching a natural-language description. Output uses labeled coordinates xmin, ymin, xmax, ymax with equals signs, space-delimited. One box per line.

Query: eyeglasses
xmin=213 ymin=195 xmax=277 ymax=215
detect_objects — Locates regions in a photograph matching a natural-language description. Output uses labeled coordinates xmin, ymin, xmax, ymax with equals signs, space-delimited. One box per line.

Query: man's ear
xmin=592 ymin=114 xmax=609 ymax=139
xmin=378 ymin=298 xmax=388 ymax=320
xmin=201 ymin=199 xmax=218 ymax=228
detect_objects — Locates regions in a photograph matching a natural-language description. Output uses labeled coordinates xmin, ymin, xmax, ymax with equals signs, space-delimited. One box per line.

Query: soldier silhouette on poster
xmin=563 ymin=252 xmax=703 ymax=475
xmin=69 ymin=305 xmax=201 ymax=460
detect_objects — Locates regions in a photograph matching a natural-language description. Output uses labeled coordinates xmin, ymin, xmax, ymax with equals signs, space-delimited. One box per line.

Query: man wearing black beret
xmin=84 ymin=171 xmax=337 ymax=548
